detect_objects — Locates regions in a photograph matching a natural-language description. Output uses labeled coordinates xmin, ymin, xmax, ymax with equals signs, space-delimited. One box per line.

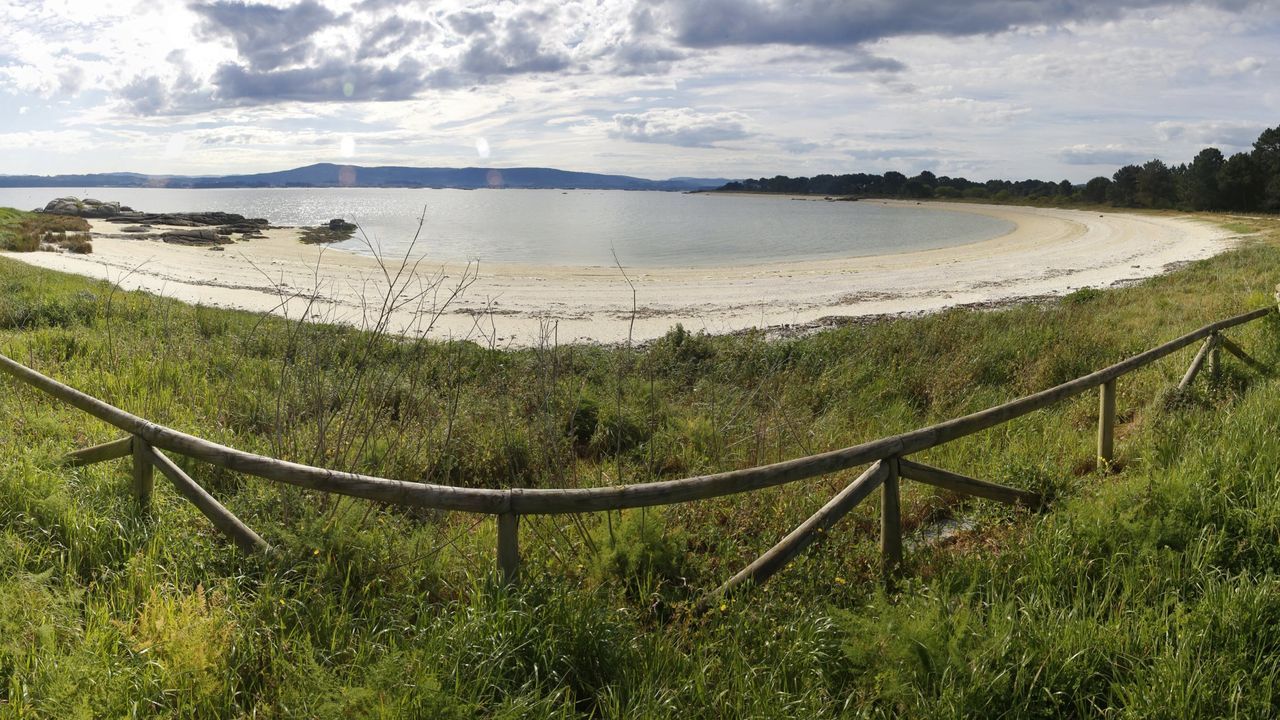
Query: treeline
xmin=720 ymin=125 xmax=1280 ymax=212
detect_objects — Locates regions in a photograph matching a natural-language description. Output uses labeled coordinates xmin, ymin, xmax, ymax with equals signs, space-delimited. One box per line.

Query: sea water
xmin=0 ymin=187 xmax=1013 ymax=268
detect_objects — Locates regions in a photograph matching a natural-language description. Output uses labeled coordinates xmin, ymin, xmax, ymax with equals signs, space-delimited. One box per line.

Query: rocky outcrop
xmin=39 ymin=196 xmax=134 ymax=218
xmin=161 ymin=228 xmax=233 ymax=246
xmin=299 ymin=218 xmax=359 ymax=244
xmin=105 ymin=211 xmax=270 ymax=228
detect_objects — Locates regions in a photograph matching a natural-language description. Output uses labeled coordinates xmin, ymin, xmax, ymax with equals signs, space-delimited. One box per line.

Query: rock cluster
xmin=160 ymin=228 xmax=234 ymax=246
xmin=36 ymin=197 xmax=277 ymax=244
xmin=107 ymin=212 xmax=272 ymax=241
xmin=39 ymin=197 xmax=134 ymax=218
xmin=106 ymin=211 xmax=270 ymax=228
xmin=299 ymin=218 xmax=359 ymax=244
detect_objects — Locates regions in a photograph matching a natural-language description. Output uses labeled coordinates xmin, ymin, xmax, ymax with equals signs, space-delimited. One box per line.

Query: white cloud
xmin=0 ymin=0 xmax=1275 ymax=181
xmin=609 ymin=108 xmax=751 ymax=147
xmin=1057 ymin=144 xmax=1149 ymax=166
xmin=1153 ymin=120 xmax=1266 ymax=148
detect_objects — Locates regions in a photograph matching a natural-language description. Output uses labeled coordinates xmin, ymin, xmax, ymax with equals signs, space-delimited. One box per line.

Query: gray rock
xmin=161 ymin=228 xmax=232 ymax=246
xmin=40 ymin=196 xmax=132 ymax=218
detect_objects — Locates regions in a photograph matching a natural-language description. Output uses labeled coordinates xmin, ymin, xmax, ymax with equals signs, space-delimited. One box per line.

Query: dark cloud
xmin=610 ymin=108 xmax=751 ymax=147
xmin=358 ymin=15 xmax=432 ymax=61
xmin=448 ymin=11 xmax=496 ymax=36
xmin=211 ymin=58 xmax=427 ymax=103
xmin=780 ymin=139 xmax=820 ymax=154
xmin=611 ymin=41 xmax=686 ymax=75
xmin=190 ymin=0 xmax=345 ymax=70
xmin=832 ymin=53 xmax=906 ymax=74
xmin=120 ymin=75 xmax=168 ymax=115
xmin=453 ymin=9 xmax=570 ymax=77
xmin=655 ymin=0 xmax=1257 ymax=48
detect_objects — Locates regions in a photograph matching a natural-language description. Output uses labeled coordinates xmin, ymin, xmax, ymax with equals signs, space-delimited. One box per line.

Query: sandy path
xmin=1 ymin=200 xmax=1237 ymax=347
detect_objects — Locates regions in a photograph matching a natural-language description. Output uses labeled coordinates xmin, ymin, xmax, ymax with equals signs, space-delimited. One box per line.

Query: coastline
xmin=0 ymin=201 xmax=1239 ymax=347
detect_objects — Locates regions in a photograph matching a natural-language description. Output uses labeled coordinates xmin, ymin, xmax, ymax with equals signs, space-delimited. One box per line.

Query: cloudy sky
xmin=2 ymin=0 xmax=1278 ymax=182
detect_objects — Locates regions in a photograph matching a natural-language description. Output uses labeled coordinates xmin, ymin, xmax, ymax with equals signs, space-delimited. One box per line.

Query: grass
xmin=1 ymin=212 xmax=1279 ymax=716
xmin=0 ymin=208 xmax=92 ymax=253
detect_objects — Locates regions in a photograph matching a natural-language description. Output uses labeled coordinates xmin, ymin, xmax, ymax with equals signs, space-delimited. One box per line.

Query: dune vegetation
xmin=1 ymin=213 xmax=1280 ymax=717
xmin=0 ymin=208 xmax=93 ymax=255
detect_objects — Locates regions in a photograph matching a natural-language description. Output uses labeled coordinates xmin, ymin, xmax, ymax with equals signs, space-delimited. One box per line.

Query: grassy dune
xmin=1 ymin=215 xmax=1279 ymax=717
xmin=0 ymin=209 xmax=92 ymax=254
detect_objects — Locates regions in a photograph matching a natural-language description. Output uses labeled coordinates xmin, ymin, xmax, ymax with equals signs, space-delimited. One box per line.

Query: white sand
xmin=1 ymin=200 xmax=1238 ymax=347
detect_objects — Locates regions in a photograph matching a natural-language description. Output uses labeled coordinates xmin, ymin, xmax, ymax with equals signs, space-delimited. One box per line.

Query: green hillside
xmin=1 ymin=214 xmax=1279 ymax=717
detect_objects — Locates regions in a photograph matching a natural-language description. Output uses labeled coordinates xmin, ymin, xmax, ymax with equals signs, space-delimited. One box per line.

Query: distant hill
xmin=0 ymin=164 xmax=731 ymax=192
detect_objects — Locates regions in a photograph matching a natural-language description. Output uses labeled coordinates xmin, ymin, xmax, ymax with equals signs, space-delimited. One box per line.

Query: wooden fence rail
xmin=0 ymin=305 xmax=1274 ymax=597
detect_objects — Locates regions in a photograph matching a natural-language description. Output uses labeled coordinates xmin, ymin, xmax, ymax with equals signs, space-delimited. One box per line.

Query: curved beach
xmin=2 ymin=200 xmax=1238 ymax=346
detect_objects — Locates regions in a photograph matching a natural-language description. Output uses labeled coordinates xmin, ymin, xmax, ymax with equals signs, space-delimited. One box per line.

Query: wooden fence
xmin=0 ymin=305 xmax=1274 ymax=603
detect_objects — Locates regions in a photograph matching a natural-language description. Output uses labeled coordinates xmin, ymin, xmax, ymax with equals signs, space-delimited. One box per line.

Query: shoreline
xmin=0 ymin=201 xmax=1239 ymax=347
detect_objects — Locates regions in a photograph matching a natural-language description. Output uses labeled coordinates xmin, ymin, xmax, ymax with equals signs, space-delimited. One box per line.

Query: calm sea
xmin=0 ymin=187 xmax=1013 ymax=268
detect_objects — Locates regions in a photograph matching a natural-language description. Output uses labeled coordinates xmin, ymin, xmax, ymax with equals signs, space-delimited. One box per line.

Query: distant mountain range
xmin=0 ymin=163 xmax=733 ymax=192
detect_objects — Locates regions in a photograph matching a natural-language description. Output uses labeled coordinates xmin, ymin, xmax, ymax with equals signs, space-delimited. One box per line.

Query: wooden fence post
xmin=1209 ymin=333 xmax=1221 ymax=381
xmin=497 ymin=512 xmax=520 ymax=585
xmin=131 ymin=436 xmax=154 ymax=509
xmin=881 ymin=457 xmax=902 ymax=583
xmin=1098 ymin=379 xmax=1116 ymax=472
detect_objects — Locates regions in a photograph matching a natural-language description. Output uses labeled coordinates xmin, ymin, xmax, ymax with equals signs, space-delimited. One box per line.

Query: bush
xmin=594 ymin=509 xmax=689 ymax=594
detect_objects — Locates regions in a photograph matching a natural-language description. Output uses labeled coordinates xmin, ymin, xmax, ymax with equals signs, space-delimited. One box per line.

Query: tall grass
xmin=1 ymin=215 xmax=1279 ymax=716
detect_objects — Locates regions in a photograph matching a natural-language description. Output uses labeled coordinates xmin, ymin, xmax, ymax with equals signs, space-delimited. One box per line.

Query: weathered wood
xmin=65 ymin=436 xmax=134 ymax=467
xmin=1218 ymin=336 xmax=1269 ymax=375
xmin=0 ymin=352 xmax=508 ymax=514
xmin=145 ymin=446 xmax=270 ymax=554
xmin=1178 ymin=335 xmax=1218 ymax=391
xmin=705 ymin=461 xmax=889 ymax=603
xmin=132 ymin=436 xmax=154 ymax=508
xmin=1097 ymin=378 xmax=1116 ymax=471
xmin=497 ymin=512 xmax=520 ymax=585
xmin=0 ymin=305 xmax=1273 ymax=517
xmin=898 ymin=458 xmax=1044 ymax=508
xmin=881 ymin=457 xmax=902 ymax=580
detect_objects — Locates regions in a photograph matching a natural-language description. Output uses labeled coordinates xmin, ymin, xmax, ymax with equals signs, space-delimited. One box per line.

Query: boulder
xmin=40 ymin=196 xmax=132 ymax=218
xmin=161 ymin=228 xmax=233 ymax=246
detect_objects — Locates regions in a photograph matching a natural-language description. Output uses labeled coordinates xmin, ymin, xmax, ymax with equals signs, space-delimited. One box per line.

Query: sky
xmin=1 ymin=0 xmax=1278 ymax=182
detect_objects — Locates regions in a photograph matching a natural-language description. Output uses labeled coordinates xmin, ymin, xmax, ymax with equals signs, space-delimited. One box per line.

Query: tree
xmin=1218 ymin=152 xmax=1264 ymax=211
xmin=1253 ymin=126 xmax=1280 ymax=210
xmin=1056 ymin=179 xmax=1074 ymax=196
xmin=1182 ymin=147 xmax=1224 ymax=210
xmin=901 ymin=180 xmax=933 ymax=199
xmin=881 ymin=171 xmax=907 ymax=195
xmin=1082 ymin=176 xmax=1111 ymax=203
xmin=910 ymin=170 xmax=937 ymax=188
xmin=1108 ymin=165 xmax=1141 ymax=206
xmin=1136 ymin=159 xmax=1177 ymax=208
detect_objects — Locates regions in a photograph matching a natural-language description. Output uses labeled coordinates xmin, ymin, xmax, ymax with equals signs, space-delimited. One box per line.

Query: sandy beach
xmin=1 ymin=199 xmax=1238 ymax=347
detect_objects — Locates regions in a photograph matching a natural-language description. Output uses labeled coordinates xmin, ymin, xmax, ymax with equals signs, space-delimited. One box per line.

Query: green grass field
xmin=2 ymin=214 xmax=1279 ymax=717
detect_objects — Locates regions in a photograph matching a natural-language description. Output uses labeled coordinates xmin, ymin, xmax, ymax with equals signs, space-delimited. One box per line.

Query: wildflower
xmin=835 ymin=576 xmax=847 ymax=585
